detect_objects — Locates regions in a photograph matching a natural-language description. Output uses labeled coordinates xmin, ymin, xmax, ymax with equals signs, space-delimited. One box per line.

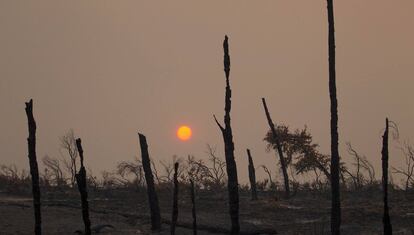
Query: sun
xmin=177 ymin=125 xmax=192 ymax=141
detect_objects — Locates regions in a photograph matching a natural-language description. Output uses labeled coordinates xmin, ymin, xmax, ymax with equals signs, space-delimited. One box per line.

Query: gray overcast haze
xmin=1 ymin=1 xmax=413 ymax=183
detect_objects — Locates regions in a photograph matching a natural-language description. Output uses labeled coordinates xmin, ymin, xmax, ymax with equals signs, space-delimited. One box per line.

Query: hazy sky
xmin=1 ymin=1 xmax=413 ymax=183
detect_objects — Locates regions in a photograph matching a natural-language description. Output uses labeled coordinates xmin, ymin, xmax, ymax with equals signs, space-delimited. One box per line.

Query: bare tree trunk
xmin=213 ymin=35 xmax=240 ymax=234
xmin=261 ymin=98 xmax=290 ymax=198
xmin=382 ymin=118 xmax=392 ymax=235
xmin=246 ymin=149 xmax=258 ymax=200
xmin=25 ymin=99 xmax=42 ymax=235
xmin=190 ymin=179 xmax=197 ymax=235
xmin=138 ymin=133 xmax=161 ymax=230
xmin=326 ymin=0 xmax=341 ymax=234
xmin=75 ymin=138 xmax=91 ymax=235
xmin=171 ymin=162 xmax=179 ymax=235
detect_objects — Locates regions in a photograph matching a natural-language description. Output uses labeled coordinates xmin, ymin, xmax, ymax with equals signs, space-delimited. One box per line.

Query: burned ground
xmin=1 ymin=188 xmax=413 ymax=234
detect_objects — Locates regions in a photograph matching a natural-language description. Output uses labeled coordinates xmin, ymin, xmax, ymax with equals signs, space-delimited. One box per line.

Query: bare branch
xmin=213 ymin=114 xmax=224 ymax=131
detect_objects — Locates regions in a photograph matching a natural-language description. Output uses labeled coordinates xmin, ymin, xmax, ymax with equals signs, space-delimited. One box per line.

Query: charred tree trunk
xmin=213 ymin=35 xmax=240 ymax=234
xmin=190 ymin=179 xmax=197 ymax=235
xmin=326 ymin=0 xmax=341 ymax=234
xmin=246 ymin=149 xmax=258 ymax=200
xmin=261 ymin=98 xmax=290 ymax=198
xmin=171 ymin=162 xmax=179 ymax=235
xmin=138 ymin=133 xmax=161 ymax=230
xmin=25 ymin=99 xmax=42 ymax=235
xmin=75 ymin=138 xmax=91 ymax=235
xmin=382 ymin=118 xmax=392 ymax=235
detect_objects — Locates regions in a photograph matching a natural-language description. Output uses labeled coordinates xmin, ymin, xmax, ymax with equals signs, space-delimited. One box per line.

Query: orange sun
xmin=177 ymin=125 xmax=192 ymax=141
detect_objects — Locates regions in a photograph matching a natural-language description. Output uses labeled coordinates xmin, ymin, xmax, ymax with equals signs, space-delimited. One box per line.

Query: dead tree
xmin=381 ymin=118 xmax=392 ymax=234
xmin=190 ymin=179 xmax=197 ymax=235
xmin=392 ymin=142 xmax=414 ymax=191
xmin=205 ymin=144 xmax=226 ymax=188
xmin=246 ymin=149 xmax=258 ymax=200
xmin=75 ymin=139 xmax=91 ymax=235
xmin=326 ymin=0 xmax=341 ymax=234
xmin=60 ymin=129 xmax=78 ymax=188
xmin=42 ymin=155 xmax=65 ymax=187
xmin=213 ymin=35 xmax=240 ymax=234
xmin=171 ymin=162 xmax=179 ymax=235
xmin=346 ymin=143 xmax=376 ymax=186
xmin=260 ymin=165 xmax=276 ymax=191
xmin=138 ymin=133 xmax=161 ymax=230
xmin=261 ymin=98 xmax=290 ymax=198
xmin=25 ymin=99 xmax=41 ymax=235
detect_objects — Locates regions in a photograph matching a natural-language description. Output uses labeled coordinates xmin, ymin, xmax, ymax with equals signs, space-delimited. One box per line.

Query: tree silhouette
xmin=261 ymin=98 xmax=290 ymax=198
xmin=138 ymin=133 xmax=161 ymax=230
xmin=326 ymin=0 xmax=341 ymax=234
xmin=171 ymin=162 xmax=179 ymax=235
xmin=345 ymin=143 xmax=376 ymax=189
xmin=213 ymin=35 xmax=240 ymax=234
xmin=264 ymin=125 xmax=332 ymax=182
xmin=381 ymin=118 xmax=392 ymax=234
xmin=25 ymin=99 xmax=41 ymax=235
xmin=246 ymin=149 xmax=258 ymax=200
xmin=75 ymin=138 xmax=91 ymax=235
xmin=60 ymin=129 xmax=78 ymax=188
xmin=42 ymin=155 xmax=65 ymax=187
xmin=392 ymin=142 xmax=414 ymax=191
xmin=190 ymin=179 xmax=197 ymax=235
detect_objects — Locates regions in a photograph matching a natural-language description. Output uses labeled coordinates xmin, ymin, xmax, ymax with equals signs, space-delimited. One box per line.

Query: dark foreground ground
xmin=1 ymin=188 xmax=413 ymax=235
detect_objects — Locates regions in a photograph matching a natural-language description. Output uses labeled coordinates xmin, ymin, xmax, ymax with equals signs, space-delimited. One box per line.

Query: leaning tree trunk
xmin=213 ymin=35 xmax=240 ymax=234
xmin=25 ymin=99 xmax=42 ymax=235
xmin=381 ymin=118 xmax=392 ymax=235
xmin=138 ymin=133 xmax=161 ymax=230
xmin=170 ymin=162 xmax=179 ymax=235
xmin=326 ymin=0 xmax=341 ymax=234
xmin=261 ymin=98 xmax=290 ymax=198
xmin=190 ymin=179 xmax=197 ymax=235
xmin=246 ymin=149 xmax=258 ymax=200
xmin=75 ymin=138 xmax=91 ymax=235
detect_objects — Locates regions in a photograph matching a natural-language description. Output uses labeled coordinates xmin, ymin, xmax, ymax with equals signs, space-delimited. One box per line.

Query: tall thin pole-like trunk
xmin=170 ymin=162 xmax=179 ymax=235
xmin=25 ymin=99 xmax=41 ymax=235
xmin=75 ymin=138 xmax=91 ymax=235
xmin=138 ymin=133 xmax=161 ymax=230
xmin=382 ymin=118 xmax=392 ymax=235
xmin=246 ymin=149 xmax=258 ymax=200
xmin=190 ymin=179 xmax=197 ymax=235
xmin=326 ymin=0 xmax=341 ymax=234
xmin=261 ymin=98 xmax=290 ymax=198
xmin=213 ymin=35 xmax=240 ymax=234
